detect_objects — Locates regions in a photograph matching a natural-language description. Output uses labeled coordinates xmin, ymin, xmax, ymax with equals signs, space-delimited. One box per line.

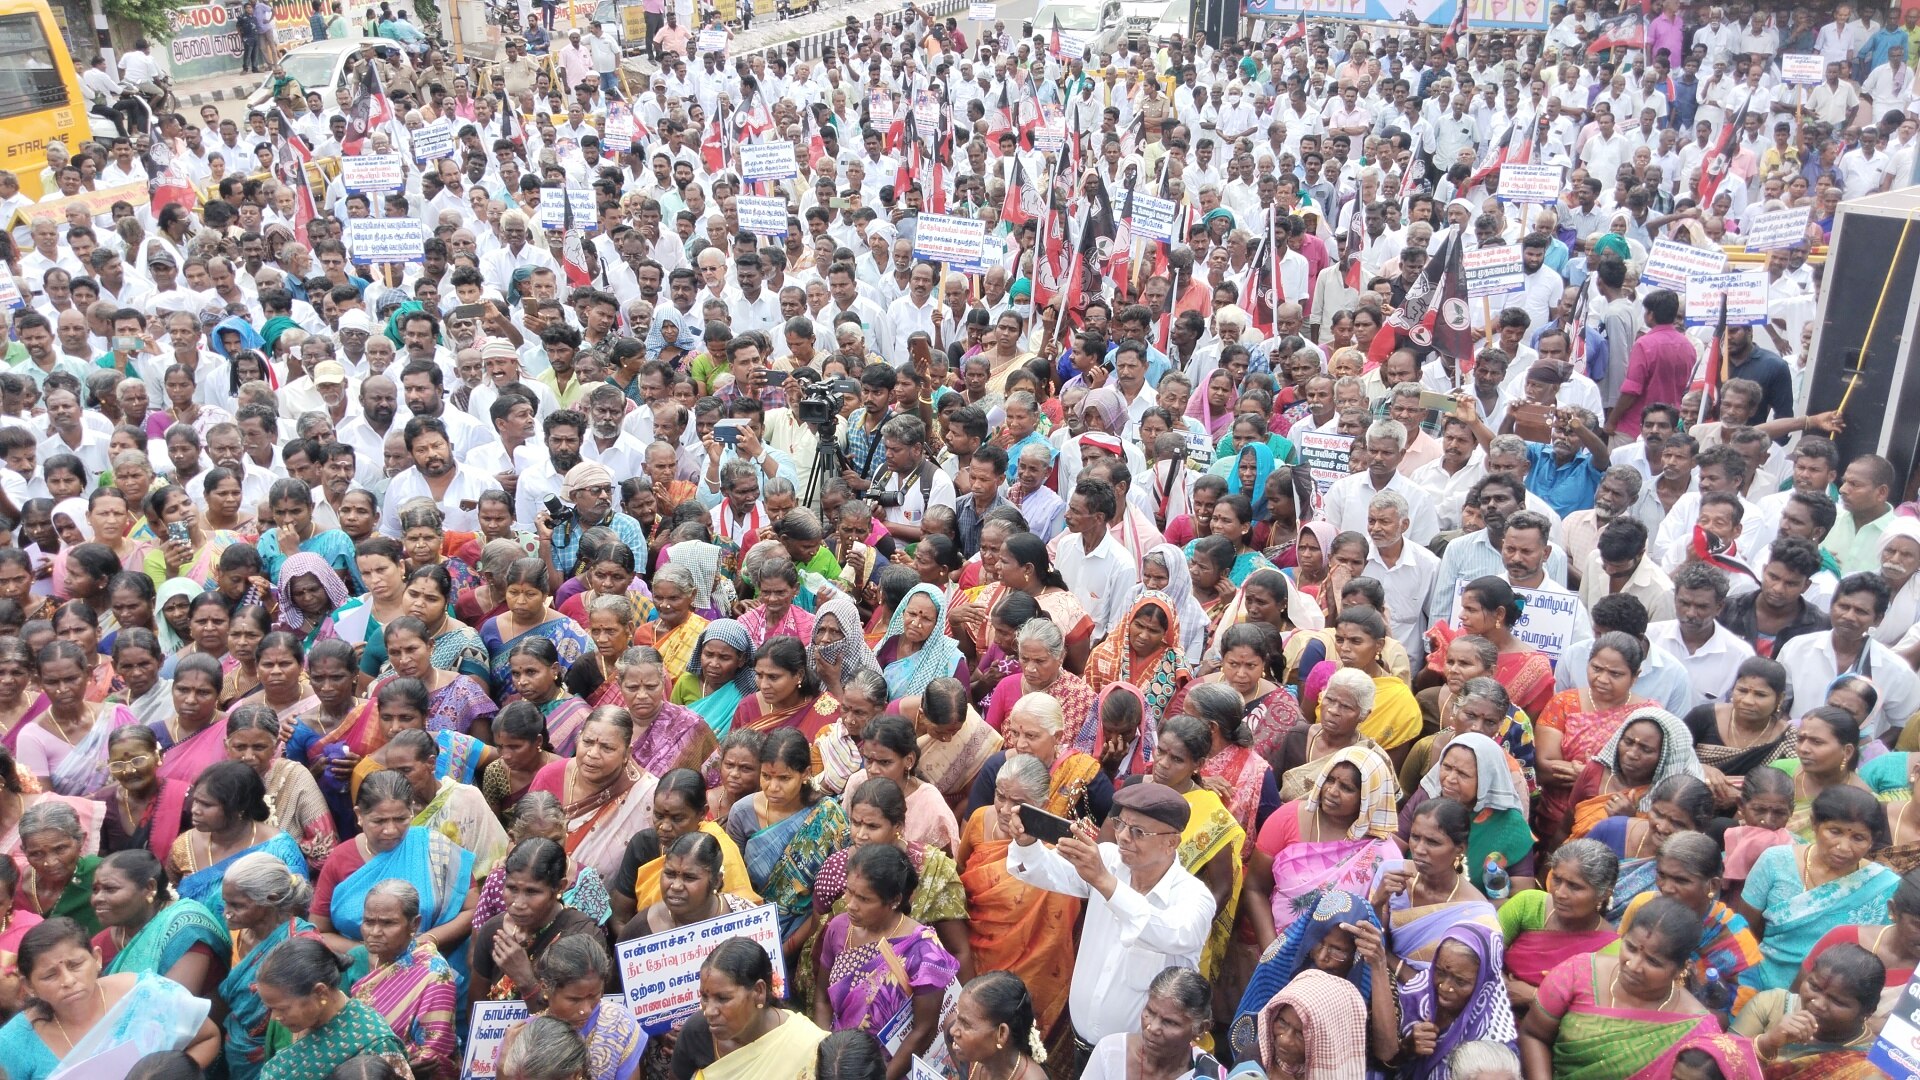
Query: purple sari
xmin=818 ymin=917 xmax=959 ymax=1056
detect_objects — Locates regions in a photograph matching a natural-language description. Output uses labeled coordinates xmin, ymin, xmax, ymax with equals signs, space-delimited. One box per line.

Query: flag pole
xmin=1841 ymin=212 xmax=1919 ymax=417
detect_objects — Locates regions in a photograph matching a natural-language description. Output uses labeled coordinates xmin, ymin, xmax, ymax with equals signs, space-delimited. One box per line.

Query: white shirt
xmin=1006 ymin=840 xmax=1214 ymax=1044
xmin=1777 ymin=631 xmax=1920 ymax=741
xmin=1647 ymin=619 xmax=1756 ymax=707
xmin=377 ymin=463 xmax=497 ymax=537
xmin=1323 ymin=470 xmax=1440 ymax=546
xmin=1052 ymin=528 xmax=1139 ymax=643
xmin=877 ymin=462 xmax=957 ymax=529
xmin=1409 ymin=450 xmax=1487 ymax=532
xmin=1366 ymin=540 xmax=1440 ymax=665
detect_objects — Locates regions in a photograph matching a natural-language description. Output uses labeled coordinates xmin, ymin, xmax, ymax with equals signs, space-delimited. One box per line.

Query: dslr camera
xmin=794 ymin=376 xmax=859 ymax=427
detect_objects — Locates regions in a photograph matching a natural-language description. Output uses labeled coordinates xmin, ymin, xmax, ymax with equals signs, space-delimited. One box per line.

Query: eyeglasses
xmin=107 ymin=755 xmax=155 ymax=774
xmin=1112 ymin=819 xmax=1179 ymax=841
xmin=573 ymin=484 xmax=614 ymax=497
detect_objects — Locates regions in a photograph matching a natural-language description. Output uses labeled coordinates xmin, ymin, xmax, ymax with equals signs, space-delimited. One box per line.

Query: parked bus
xmin=0 ymin=0 xmax=93 ymax=199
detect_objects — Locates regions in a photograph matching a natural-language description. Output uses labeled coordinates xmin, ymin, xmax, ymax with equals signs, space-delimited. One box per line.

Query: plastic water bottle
xmin=1698 ymin=967 xmax=1735 ymax=1012
xmin=1483 ymin=857 xmax=1510 ymax=901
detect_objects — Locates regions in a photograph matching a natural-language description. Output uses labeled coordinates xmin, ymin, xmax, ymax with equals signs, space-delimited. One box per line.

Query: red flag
xmin=1344 ymin=195 xmax=1367 ymax=290
xmin=1279 ymin=10 xmax=1305 ymax=44
xmin=1696 ymin=295 xmax=1730 ymax=423
xmin=1440 ymin=0 xmax=1469 ymax=54
xmin=1588 ymin=11 xmax=1645 ymax=52
xmin=1000 ymin=157 xmax=1037 ymax=226
xmin=1695 ymin=90 xmax=1754 ymax=207
xmin=1430 ymin=230 xmax=1475 ymax=362
xmin=1048 ymin=13 xmax=1063 ymax=57
xmin=150 ymin=168 xmax=196 ymax=217
xmin=343 ymin=60 xmax=393 ymax=157
xmin=701 ymin=116 xmax=727 ymax=175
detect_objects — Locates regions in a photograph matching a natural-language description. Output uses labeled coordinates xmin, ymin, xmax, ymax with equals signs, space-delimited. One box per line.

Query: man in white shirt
xmin=1838 ymin=125 xmax=1891 ymax=200
xmin=1324 ymin=421 xmax=1441 ymax=546
xmin=1778 ymin=574 xmax=1920 ymax=742
xmin=1363 ymin=489 xmax=1439 ymax=666
xmin=1007 ymin=778 xmax=1214 ymax=1058
xmin=378 ymin=416 xmax=498 ymax=537
xmin=1051 ymin=474 xmax=1138 ymax=644
xmin=1647 ymin=562 xmax=1756 ymax=706
xmin=118 ymin=39 xmax=166 ymax=96
xmin=874 ymin=414 xmax=957 ymax=544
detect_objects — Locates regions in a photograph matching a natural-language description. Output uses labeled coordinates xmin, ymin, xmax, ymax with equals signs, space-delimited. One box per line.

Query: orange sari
xmin=960 ymin=807 xmax=1080 ymax=1038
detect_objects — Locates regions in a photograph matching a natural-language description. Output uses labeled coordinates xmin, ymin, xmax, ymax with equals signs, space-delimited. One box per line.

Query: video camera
xmin=794 ymin=376 xmax=860 ymax=427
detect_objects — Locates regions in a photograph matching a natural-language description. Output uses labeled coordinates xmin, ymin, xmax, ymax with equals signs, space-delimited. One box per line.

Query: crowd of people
xmin=0 ymin=0 xmax=1916 ymax=1077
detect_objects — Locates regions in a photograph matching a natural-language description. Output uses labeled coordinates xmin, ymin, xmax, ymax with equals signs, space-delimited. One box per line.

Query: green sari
xmin=24 ymin=855 xmax=101 ymax=935
xmin=259 ymin=997 xmax=403 ymax=1080
xmin=104 ymin=898 xmax=228 ymax=978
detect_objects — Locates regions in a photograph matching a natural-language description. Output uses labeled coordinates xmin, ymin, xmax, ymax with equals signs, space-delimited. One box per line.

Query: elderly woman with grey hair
xmin=348 ymin=878 xmax=460 ymax=1077
xmin=219 ymin=849 xmax=320 ymax=1080
xmin=14 ymin=799 xmax=102 ymax=933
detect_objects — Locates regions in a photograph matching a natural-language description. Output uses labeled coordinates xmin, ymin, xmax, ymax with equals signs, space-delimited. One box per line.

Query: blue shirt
xmin=258 ymin=528 xmax=363 ymax=591
xmin=550 ymin=510 xmax=648 ymax=580
xmin=1553 ymin=636 xmax=1695 ymax=717
xmin=1524 ymin=442 xmax=1604 ymax=519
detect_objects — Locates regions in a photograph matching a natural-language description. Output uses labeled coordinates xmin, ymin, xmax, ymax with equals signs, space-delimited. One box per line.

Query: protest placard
xmin=9 ymin=181 xmax=145 ymax=230
xmin=346 ymin=219 xmax=425 ymax=263
xmin=604 ymin=104 xmax=636 ymax=153
xmin=869 ymin=93 xmax=896 ymax=127
xmin=1183 ymin=429 xmax=1216 ymax=469
xmin=912 ymin=214 xmax=987 ymax=265
xmin=1872 ymin=968 xmax=1920 ymax=1079
xmin=1450 ymin=581 xmax=1580 ymax=661
xmin=462 ymin=1000 xmax=529 ymax=1078
xmin=617 ymin=904 xmax=787 ymax=1035
xmin=1781 ymin=53 xmax=1825 ymax=84
xmin=698 ymin=27 xmax=728 ymax=51
xmin=340 ymin=154 xmax=404 ymax=194
xmin=1462 ymin=244 xmax=1524 ymax=298
xmin=967 ymin=1 xmax=993 ymax=18
xmin=411 ymin=118 xmax=454 ymax=161
xmin=1034 ymin=103 xmax=1066 ymax=152
xmin=0 ymin=277 xmax=20 ymax=310
xmin=740 ymin=141 xmax=798 ymax=181
xmin=1498 ymin=163 xmax=1564 ymax=204
xmin=1127 ymin=192 xmax=1181 ymax=241
xmin=1296 ymin=431 xmax=1352 ymax=517
xmin=1744 ymin=205 xmax=1813 ymax=252
xmin=535 ymin=188 xmax=598 ymax=231
xmin=737 ymin=195 xmax=789 ymax=236
xmin=1639 ymin=238 xmax=1727 ymax=290
xmin=913 ymin=90 xmax=940 ymax=138
xmin=1685 ymin=270 xmax=1768 ymax=326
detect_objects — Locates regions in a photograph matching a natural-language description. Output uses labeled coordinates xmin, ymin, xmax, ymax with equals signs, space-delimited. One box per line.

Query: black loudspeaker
xmin=1804 ymin=189 xmax=1920 ymax=500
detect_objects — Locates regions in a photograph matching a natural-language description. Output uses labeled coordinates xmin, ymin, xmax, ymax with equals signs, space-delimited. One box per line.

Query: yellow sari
xmin=1360 ymin=676 xmax=1424 ymax=751
xmin=695 ymin=1010 xmax=827 ymax=1080
xmin=632 ymin=821 xmax=761 ymax=907
xmin=655 ymin=615 xmax=709 ymax=687
xmin=1178 ymin=787 xmax=1245 ymax=981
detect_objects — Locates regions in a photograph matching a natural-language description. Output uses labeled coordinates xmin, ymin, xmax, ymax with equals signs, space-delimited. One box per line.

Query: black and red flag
xmin=1694 ymin=89 xmax=1755 ymax=207
xmin=342 ymin=59 xmax=393 ymax=157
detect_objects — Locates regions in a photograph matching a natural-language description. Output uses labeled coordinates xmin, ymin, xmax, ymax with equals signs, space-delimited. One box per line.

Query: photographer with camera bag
xmin=873 ymin=416 xmax=958 ymax=545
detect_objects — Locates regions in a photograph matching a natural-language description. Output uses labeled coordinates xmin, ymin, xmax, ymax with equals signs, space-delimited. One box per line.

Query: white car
xmin=246 ymin=38 xmax=411 ymax=111
xmin=1033 ymin=0 xmax=1126 ymax=59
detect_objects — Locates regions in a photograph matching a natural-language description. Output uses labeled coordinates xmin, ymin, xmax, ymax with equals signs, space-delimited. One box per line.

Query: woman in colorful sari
xmin=1682 ymin=655 xmax=1795 ymax=794
xmin=256 ymin=936 xmax=406 ymax=1080
xmin=280 ymin=638 xmax=374 ymax=838
xmin=1081 ymin=592 xmax=1191 ymax=732
xmin=1498 ymin=839 xmax=1621 ymax=1009
xmin=1272 ymin=665 xmax=1382 ymax=801
xmin=969 ymin=533 xmax=1095 ymax=674
xmin=499 ymin=636 xmax=592 ymax=756
xmin=471 ymin=836 xmax=605 ymax=1006
xmin=528 ymin=706 xmax=659 ymax=888
xmin=466 ymin=792 xmax=610 ymax=932
xmin=12 ymin=801 xmax=103 ymax=934
xmin=1361 ymin=920 xmax=1518 ymax=1080
xmin=913 ymin=676 xmax=1000 ymax=816
xmin=1732 ymin=942 xmax=1884 ymax=1078
xmin=613 ymin=646 xmax=715 ymax=778
xmin=378 ymin=614 xmax=498 ymax=741
xmin=1303 ymin=606 xmax=1423 ymax=768
xmin=839 ymin=714 xmax=960 ymax=853
xmin=482 ymin=557 xmax=596 ymax=694
xmin=1404 ymin=635 xmax=1538 ymax=797
xmin=981 ymin=616 xmax=1098 ymax=739
xmin=273 ymin=552 xmax=369 ymax=650
xmin=219 ymin=850 xmax=321 ymax=1080
xmin=1231 ymin=889 xmax=1385 ymax=1060
xmin=674 ymin=937 xmax=828 ymax=1080
xmin=94 ymin=725 xmax=190 ymax=860
xmin=649 ymin=565 xmax=710 ymax=688
xmin=737 ymin=555 xmax=815 ymax=648
xmin=1535 ymin=633 xmax=1659 ymax=848
xmin=143 ymin=482 xmax=239 ymax=589
xmin=965 ymin=688 xmax=1113 ymax=825
xmin=575 ymin=594 xmax=644 ymax=714
xmin=734 ymin=636 xmax=842 ymax=736
xmin=1134 ymin=544 xmax=1213 ymax=666
xmin=673 ymin=619 xmax=757 ymax=737
xmin=1182 ymin=680 xmax=1282 ymax=837
xmin=107 ymin=625 xmax=170 ymax=729
xmin=811 ymin=843 xmax=960 ymax=1076
xmin=1143 ymin=715 xmax=1245 ymax=981
xmin=1781 ymin=707 xmax=1877 ymax=841
xmin=1427 ymin=575 xmax=1557 ymax=719
xmin=726 ymin=727 xmax=851 ymax=957
xmin=1520 ymin=896 xmax=1721 ymax=1080
xmin=90 ymin=848 xmax=226 ymax=996
xmin=311 ymin=772 xmax=477 ymax=967
xmin=223 ymin=705 xmax=337 ymax=868
xmin=0 ymin=639 xmax=49 ymax=755
xmin=510 ymin=934 xmax=645 ymax=1080
xmin=49 ymin=598 xmax=120 ymax=705
xmin=1256 ymin=968 xmax=1370 ymax=1080
xmin=1374 ymin=798 xmax=1499 ymax=969
xmin=1608 ymin=831 xmax=1763 ymax=990
xmin=245 ymin=624 xmax=312 ymax=733
xmin=481 ymin=702 xmax=563 ymax=820
xmin=349 ymin=878 xmax=459 ymax=1079
xmin=347 ymin=678 xmax=494 ymax=803
xmin=1591 ymin=774 xmax=1717 ymax=919
xmin=1403 ymin=732 xmax=1539 ymax=894
xmin=171 ymin=761 xmax=309 ymax=928
xmin=608 ymin=770 xmax=755 ymax=929
xmin=1244 ymin=745 xmax=1400 ymax=949
xmin=1192 ymin=493 xmax=1277 ymax=589
xmin=15 ymin=640 xmax=139 ymax=796
xmin=877 ymin=583 xmax=969 ymax=705
xmin=1805 ymin=866 xmax=1920 ymax=1015
xmin=149 ymin=652 xmax=228 ymax=785
xmin=1567 ymin=698 xmax=1704 ymax=844
xmin=1740 ymin=786 xmax=1898 ymax=993
xmin=807 ymin=594 xmax=875 ymax=711
xmin=369 ymin=563 xmax=493 ymax=690
xmin=0 ymin=917 xmax=221 ymax=1080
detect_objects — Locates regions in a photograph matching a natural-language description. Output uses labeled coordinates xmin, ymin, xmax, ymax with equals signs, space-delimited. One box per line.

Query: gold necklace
xmin=51 ymin=985 xmax=107 ymax=1053
xmin=1608 ymin=971 xmax=1676 ymax=1013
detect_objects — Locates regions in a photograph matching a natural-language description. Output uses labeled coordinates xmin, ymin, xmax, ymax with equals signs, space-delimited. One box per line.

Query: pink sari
xmin=156 ymin=719 xmax=230 ymax=783
xmin=0 ymin=698 xmax=51 ymax=755
xmin=1265 ymin=808 xmax=1399 ymax=937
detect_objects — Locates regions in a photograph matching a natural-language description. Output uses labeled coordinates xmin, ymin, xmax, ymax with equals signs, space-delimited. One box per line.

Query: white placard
xmin=346 ymin=218 xmax=425 ymax=263
xmin=1685 ymin=270 xmax=1768 ymax=326
xmin=411 ymin=118 xmax=454 ymax=161
xmin=340 ymin=154 xmax=404 ymax=194
xmin=1183 ymin=429 xmax=1215 ymax=469
xmin=1639 ymin=238 xmax=1727 ymax=290
xmin=1462 ymin=244 xmax=1524 ymax=298
xmin=462 ymin=1000 xmax=530 ymax=1078
xmin=1871 ymin=966 xmax=1920 ymax=1078
xmin=1781 ymin=53 xmax=1825 ymax=85
xmin=1126 ymin=192 xmax=1181 ymax=241
xmin=1498 ymin=163 xmax=1564 ymax=204
xmin=0 ymin=277 xmax=21 ymax=310
xmin=911 ymin=1057 xmax=946 ymax=1080
xmin=1744 ymin=205 xmax=1813 ymax=252
xmin=1295 ymin=430 xmax=1352 ymax=517
xmin=698 ymin=27 xmax=728 ymax=51
xmin=869 ymin=93 xmax=896 ymax=128
xmin=535 ymin=188 xmax=598 ymax=231
xmin=913 ymin=90 xmax=939 ymax=139
xmin=740 ymin=141 xmax=798 ymax=181
xmin=617 ymin=904 xmax=787 ymax=1035
xmin=1450 ymin=580 xmax=1580 ymax=661
xmin=967 ymin=1 xmax=993 ymax=18
xmin=911 ymin=213 xmax=987 ymax=264
xmin=604 ymin=104 xmax=635 ymax=153
xmin=1034 ymin=103 xmax=1066 ymax=152
xmin=737 ymin=194 xmax=789 ymax=236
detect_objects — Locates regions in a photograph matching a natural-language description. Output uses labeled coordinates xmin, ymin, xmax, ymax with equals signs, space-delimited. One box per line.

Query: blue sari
xmin=435 ymin=729 xmax=486 ymax=784
xmin=179 ymin=831 xmax=308 ymax=929
xmin=328 ymin=826 xmax=474 ymax=941
xmin=481 ymin=614 xmax=594 ymax=694
xmin=104 ymin=898 xmax=228 ymax=978
xmin=221 ymin=918 xmax=318 ymax=1080
xmin=580 ymin=999 xmax=647 ymax=1080
xmin=0 ymin=970 xmax=211 ymax=1080
xmin=731 ymin=797 xmax=849 ymax=943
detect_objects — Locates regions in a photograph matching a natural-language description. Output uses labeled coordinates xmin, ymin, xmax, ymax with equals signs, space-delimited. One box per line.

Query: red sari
xmin=1201 ymin=744 xmax=1274 ymax=843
